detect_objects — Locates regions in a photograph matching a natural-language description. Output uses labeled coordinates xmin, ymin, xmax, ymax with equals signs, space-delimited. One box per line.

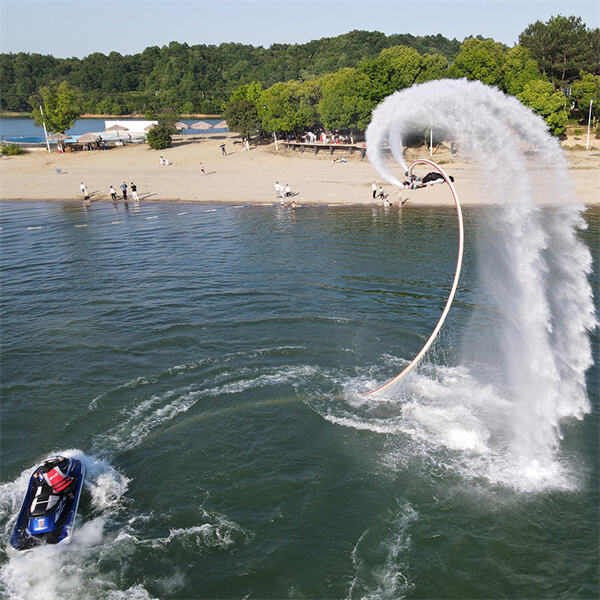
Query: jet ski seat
xmin=30 ymin=485 xmax=60 ymax=517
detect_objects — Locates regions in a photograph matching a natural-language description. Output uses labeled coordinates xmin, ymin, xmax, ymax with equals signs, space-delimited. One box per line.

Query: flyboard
xmin=365 ymin=158 xmax=464 ymax=397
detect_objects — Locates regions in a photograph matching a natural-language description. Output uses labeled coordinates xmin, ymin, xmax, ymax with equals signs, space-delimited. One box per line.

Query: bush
xmin=1 ymin=144 xmax=28 ymax=155
xmin=574 ymin=128 xmax=583 ymax=136
xmin=146 ymin=124 xmax=172 ymax=149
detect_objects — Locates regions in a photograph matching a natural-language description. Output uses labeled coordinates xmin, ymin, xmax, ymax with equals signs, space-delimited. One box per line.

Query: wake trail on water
xmin=0 ymin=450 xmax=249 ymax=599
xmin=357 ymin=79 xmax=597 ymax=491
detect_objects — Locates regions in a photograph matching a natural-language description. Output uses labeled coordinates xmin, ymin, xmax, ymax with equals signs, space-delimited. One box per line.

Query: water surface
xmin=1 ymin=202 xmax=597 ymax=599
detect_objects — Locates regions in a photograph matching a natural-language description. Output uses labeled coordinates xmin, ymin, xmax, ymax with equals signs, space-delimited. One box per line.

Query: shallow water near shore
xmin=1 ymin=201 xmax=598 ymax=599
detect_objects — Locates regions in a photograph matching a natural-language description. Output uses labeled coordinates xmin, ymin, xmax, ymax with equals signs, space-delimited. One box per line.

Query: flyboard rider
xmin=402 ymin=171 xmax=455 ymax=189
xmin=399 ymin=171 xmax=455 ymax=206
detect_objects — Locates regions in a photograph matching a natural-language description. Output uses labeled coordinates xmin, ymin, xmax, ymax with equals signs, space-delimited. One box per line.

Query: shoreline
xmin=2 ymin=134 xmax=599 ymax=206
xmin=0 ymin=112 xmax=223 ymax=119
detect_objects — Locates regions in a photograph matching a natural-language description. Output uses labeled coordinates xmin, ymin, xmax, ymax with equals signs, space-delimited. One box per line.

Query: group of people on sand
xmin=274 ymin=181 xmax=294 ymax=204
xmin=80 ymin=180 xmax=140 ymax=204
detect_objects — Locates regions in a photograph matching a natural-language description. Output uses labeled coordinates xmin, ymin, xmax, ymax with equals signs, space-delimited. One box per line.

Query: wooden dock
xmin=281 ymin=141 xmax=366 ymax=159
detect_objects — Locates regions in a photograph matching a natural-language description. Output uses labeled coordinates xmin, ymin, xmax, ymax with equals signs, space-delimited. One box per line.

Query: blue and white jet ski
xmin=10 ymin=456 xmax=86 ymax=551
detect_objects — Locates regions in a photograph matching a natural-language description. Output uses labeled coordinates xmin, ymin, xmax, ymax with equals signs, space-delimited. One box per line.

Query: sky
xmin=1 ymin=0 xmax=598 ymax=58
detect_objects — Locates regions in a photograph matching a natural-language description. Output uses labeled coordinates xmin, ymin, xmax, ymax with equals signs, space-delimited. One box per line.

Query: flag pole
xmin=39 ymin=105 xmax=51 ymax=153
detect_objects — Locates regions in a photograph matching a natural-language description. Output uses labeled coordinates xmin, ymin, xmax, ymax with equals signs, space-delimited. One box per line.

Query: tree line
xmin=224 ymin=16 xmax=599 ymax=138
xmin=0 ymin=30 xmax=461 ymax=115
xmin=5 ymin=16 xmax=599 ymax=138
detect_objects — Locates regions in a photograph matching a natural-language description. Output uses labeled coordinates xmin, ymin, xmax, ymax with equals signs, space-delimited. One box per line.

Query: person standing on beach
xmin=80 ymin=182 xmax=86 ymax=199
xmin=200 ymin=162 xmax=206 ymax=175
xmin=274 ymin=181 xmax=280 ymax=200
xmin=83 ymin=184 xmax=89 ymax=203
xmin=131 ymin=182 xmax=139 ymax=201
xmin=371 ymin=181 xmax=377 ymax=199
xmin=120 ymin=181 xmax=128 ymax=200
xmin=110 ymin=185 xmax=117 ymax=202
xmin=220 ymin=144 xmax=227 ymax=156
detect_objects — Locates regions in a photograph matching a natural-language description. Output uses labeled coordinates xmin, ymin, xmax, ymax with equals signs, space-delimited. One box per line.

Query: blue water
xmin=0 ymin=202 xmax=597 ymax=599
xmin=0 ymin=117 xmax=226 ymax=143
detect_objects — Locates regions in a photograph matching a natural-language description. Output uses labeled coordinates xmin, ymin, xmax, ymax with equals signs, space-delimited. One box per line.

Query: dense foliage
xmin=518 ymin=80 xmax=569 ymax=134
xmin=146 ymin=124 xmax=172 ymax=149
xmin=1 ymin=16 xmax=598 ymax=139
xmin=30 ymin=80 xmax=82 ymax=133
xmin=519 ymin=15 xmax=600 ymax=86
xmin=0 ymin=31 xmax=461 ymax=114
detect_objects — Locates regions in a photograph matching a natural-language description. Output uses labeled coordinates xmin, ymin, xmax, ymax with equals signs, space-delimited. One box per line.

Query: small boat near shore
xmin=10 ymin=456 xmax=86 ymax=551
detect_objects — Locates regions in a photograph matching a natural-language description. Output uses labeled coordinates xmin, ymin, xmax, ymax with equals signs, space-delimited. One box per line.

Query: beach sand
xmin=1 ymin=134 xmax=599 ymax=206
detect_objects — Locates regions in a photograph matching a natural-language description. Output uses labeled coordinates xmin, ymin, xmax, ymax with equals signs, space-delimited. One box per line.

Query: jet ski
xmin=10 ymin=456 xmax=86 ymax=551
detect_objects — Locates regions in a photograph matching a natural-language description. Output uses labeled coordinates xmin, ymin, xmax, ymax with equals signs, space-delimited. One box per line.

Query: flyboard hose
xmin=365 ymin=158 xmax=464 ymax=397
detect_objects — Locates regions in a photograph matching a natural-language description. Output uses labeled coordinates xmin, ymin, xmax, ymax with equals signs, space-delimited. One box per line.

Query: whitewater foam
xmin=0 ymin=451 xmax=131 ymax=600
xmin=359 ymin=79 xmax=597 ymax=491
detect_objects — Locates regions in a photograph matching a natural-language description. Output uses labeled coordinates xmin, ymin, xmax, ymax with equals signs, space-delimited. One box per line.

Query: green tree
xmin=449 ymin=38 xmax=506 ymax=87
xmin=30 ymin=80 xmax=82 ymax=133
xmin=416 ymin=53 xmax=450 ymax=83
xmin=224 ymin=98 xmax=261 ymax=138
xmin=359 ymin=45 xmax=422 ymax=99
xmin=229 ymin=81 xmax=264 ymax=104
xmin=519 ymin=15 xmax=599 ymax=88
xmin=570 ymin=74 xmax=600 ymax=124
xmin=518 ymin=79 xmax=568 ymax=134
xmin=317 ymin=68 xmax=373 ymax=131
xmin=502 ymin=46 xmax=542 ymax=95
xmin=259 ymin=79 xmax=320 ymax=133
xmin=146 ymin=123 xmax=172 ymax=149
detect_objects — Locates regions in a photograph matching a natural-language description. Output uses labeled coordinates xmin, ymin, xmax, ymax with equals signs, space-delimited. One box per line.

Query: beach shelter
xmin=191 ymin=120 xmax=212 ymax=139
xmin=144 ymin=124 xmax=155 ymax=132
xmin=49 ymin=132 xmax=69 ymax=151
xmin=191 ymin=120 xmax=212 ymax=129
xmin=174 ymin=121 xmax=188 ymax=131
xmin=105 ymin=124 xmax=129 ymax=132
xmin=78 ymin=132 xmax=100 ymax=149
xmin=105 ymin=123 xmax=129 ymax=142
xmin=213 ymin=120 xmax=228 ymax=129
xmin=78 ymin=132 xmax=99 ymax=142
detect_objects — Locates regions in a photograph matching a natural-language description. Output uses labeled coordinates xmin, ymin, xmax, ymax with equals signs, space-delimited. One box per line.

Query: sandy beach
xmin=1 ymin=134 xmax=599 ymax=206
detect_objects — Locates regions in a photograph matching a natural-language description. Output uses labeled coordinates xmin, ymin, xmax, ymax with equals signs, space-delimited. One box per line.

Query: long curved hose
xmin=365 ymin=158 xmax=464 ymax=397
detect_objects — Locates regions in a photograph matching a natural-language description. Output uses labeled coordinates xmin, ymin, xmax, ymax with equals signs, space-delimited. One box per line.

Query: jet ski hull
xmin=10 ymin=458 xmax=86 ymax=551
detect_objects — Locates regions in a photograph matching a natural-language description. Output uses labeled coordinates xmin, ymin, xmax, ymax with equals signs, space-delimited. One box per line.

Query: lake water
xmin=0 ymin=202 xmax=598 ymax=599
xmin=0 ymin=117 xmax=225 ymax=143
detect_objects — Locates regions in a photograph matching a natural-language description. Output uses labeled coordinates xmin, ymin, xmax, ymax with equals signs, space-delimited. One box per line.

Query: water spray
xmin=360 ymin=79 xmax=596 ymax=485
xmin=365 ymin=158 xmax=464 ymax=396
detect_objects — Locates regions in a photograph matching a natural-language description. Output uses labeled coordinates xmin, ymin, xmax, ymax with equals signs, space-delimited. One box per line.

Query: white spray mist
xmin=366 ymin=79 xmax=596 ymax=487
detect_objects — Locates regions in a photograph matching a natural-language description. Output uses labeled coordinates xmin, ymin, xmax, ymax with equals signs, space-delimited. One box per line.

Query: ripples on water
xmin=0 ymin=202 xmax=597 ymax=599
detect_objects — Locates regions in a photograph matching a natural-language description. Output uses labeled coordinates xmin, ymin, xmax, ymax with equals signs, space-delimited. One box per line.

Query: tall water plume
xmin=365 ymin=79 xmax=596 ymax=488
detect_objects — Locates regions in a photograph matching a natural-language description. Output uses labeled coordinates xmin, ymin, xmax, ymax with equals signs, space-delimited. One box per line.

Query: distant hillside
xmin=0 ymin=30 xmax=462 ymax=113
